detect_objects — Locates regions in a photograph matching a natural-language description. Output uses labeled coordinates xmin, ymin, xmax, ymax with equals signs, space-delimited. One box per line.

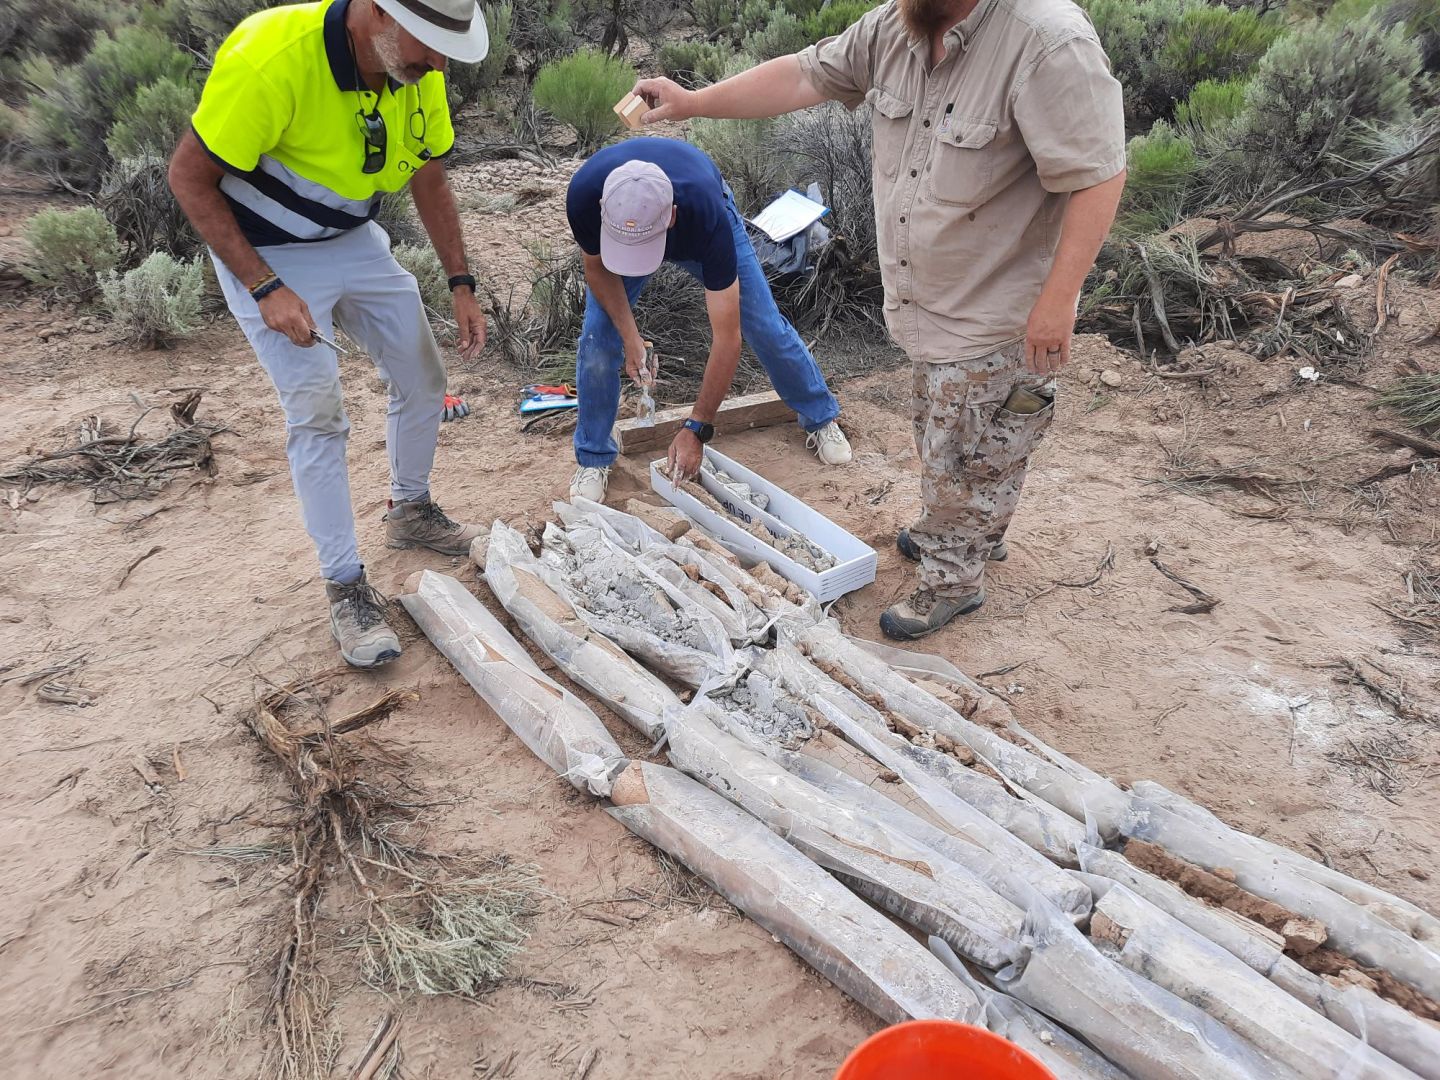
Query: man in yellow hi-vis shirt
xmin=170 ymin=0 xmax=489 ymax=668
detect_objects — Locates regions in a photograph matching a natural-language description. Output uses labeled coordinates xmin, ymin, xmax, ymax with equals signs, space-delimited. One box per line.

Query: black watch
xmin=448 ymin=273 xmax=476 ymax=293
xmin=682 ymin=418 xmax=715 ymax=443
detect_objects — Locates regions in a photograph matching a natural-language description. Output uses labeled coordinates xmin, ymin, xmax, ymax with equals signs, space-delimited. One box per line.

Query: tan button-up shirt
xmin=797 ymin=0 xmax=1125 ymax=362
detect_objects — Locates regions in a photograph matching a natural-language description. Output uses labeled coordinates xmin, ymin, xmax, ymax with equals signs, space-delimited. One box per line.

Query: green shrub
xmin=1080 ymin=0 xmax=1277 ymax=128
xmin=1174 ymin=77 xmax=1248 ymax=133
xmin=511 ymin=0 xmax=578 ymax=73
xmin=1118 ymin=121 xmax=1196 ymax=234
xmin=691 ymin=115 xmax=786 ymax=210
xmin=1159 ymin=6 xmax=1280 ymax=88
xmin=743 ymin=4 xmax=810 ymax=59
xmin=100 ymin=251 xmax=204 ymax=348
xmin=0 ymin=102 xmax=20 ymax=143
xmin=659 ymin=40 xmax=730 ymax=88
xmin=13 ymin=53 xmax=59 ymax=94
xmin=739 ymin=0 xmax=775 ymax=37
xmin=779 ymin=0 xmax=824 ymax=17
xmin=448 ymin=2 xmax=513 ymax=111
xmin=531 ymin=48 xmax=636 ymax=154
xmin=22 ymin=206 xmax=122 ymax=297
xmin=1236 ymin=11 xmax=1420 ymax=179
xmin=804 ymin=0 xmax=877 ymax=39
xmin=691 ymin=0 xmax=741 ymax=39
xmin=0 ymin=0 xmax=114 ymax=69
xmin=26 ymin=26 xmax=195 ymax=187
xmin=106 ymin=76 xmax=198 ymax=160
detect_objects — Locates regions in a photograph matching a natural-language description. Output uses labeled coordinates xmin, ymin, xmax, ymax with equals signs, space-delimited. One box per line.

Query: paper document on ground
xmin=749 ymin=189 xmax=829 ymax=243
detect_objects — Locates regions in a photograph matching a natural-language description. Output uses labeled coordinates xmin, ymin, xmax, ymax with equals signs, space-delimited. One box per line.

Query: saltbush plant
xmin=1081 ymin=0 xmax=1279 ymax=129
xmin=105 ymin=76 xmax=198 ymax=160
xmin=531 ymin=49 xmax=636 ymax=154
xmin=691 ymin=0 xmax=741 ymax=39
xmin=743 ymin=4 xmax=810 ymax=59
xmin=659 ymin=41 xmax=730 ymax=88
xmin=1235 ymin=11 xmax=1420 ymax=181
xmin=22 ymin=206 xmax=122 ymax=297
xmin=26 ymin=25 xmax=194 ymax=187
xmin=100 ymin=251 xmax=204 ymax=348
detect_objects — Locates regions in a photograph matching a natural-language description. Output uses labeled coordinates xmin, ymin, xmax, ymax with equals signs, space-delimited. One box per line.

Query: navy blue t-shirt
xmin=566 ymin=138 xmax=737 ymax=291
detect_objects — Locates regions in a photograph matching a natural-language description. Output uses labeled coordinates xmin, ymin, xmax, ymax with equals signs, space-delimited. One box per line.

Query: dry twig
xmin=1149 ymin=558 xmax=1221 ymax=614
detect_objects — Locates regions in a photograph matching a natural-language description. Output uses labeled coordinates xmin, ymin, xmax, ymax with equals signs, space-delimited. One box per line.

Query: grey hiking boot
xmin=880 ymin=586 xmax=985 ymax=641
xmin=896 ymin=528 xmax=1007 ymax=563
xmin=326 ymin=573 xmax=402 ymax=668
xmin=385 ymin=495 xmax=484 ymax=556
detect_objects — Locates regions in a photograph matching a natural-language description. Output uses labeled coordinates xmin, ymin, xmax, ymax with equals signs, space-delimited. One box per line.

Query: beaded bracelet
xmin=250 ymin=276 xmax=285 ymax=303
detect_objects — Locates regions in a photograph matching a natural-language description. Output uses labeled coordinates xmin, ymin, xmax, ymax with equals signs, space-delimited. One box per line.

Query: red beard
xmin=898 ymin=0 xmax=963 ymax=38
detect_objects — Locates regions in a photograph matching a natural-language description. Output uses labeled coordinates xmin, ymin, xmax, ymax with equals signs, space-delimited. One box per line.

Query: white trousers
xmin=214 ymin=222 xmax=446 ymax=583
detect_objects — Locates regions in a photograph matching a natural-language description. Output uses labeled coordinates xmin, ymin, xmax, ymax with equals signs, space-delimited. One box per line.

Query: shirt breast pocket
xmin=866 ymin=87 xmax=914 ymax=182
xmin=927 ymin=118 xmax=999 ymax=208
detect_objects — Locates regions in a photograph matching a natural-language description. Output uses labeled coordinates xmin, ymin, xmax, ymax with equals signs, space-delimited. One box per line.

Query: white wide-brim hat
xmin=373 ymin=0 xmax=490 ymax=63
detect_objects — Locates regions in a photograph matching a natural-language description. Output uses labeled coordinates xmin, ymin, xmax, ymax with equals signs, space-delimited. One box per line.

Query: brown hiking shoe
xmin=385 ymin=496 xmax=484 ymax=556
xmin=326 ymin=573 xmax=401 ymax=668
xmin=879 ymin=586 xmax=985 ymax=641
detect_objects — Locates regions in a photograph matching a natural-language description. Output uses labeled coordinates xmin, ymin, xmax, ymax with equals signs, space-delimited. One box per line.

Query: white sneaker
xmin=806 ymin=421 xmax=852 ymax=465
xmin=569 ymin=465 xmax=611 ymax=503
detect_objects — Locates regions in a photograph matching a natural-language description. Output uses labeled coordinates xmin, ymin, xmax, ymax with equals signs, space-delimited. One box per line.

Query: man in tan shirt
xmin=634 ymin=0 xmax=1126 ymax=639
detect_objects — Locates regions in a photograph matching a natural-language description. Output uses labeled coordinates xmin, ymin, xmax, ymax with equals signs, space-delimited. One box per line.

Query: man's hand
xmin=259 ymin=286 xmax=317 ymax=347
xmin=667 ymin=428 xmax=704 ymax=483
xmin=623 ymin=334 xmax=651 ymax=387
xmin=454 ymin=287 xmax=487 ymax=362
xmin=633 ymin=77 xmax=695 ymax=124
xmin=1024 ymin=289 xmax=1077 ymax=375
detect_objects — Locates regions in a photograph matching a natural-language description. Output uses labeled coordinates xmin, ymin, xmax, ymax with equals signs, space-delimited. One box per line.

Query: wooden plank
xmin=614 ymin=390 xmax=795 ymax=455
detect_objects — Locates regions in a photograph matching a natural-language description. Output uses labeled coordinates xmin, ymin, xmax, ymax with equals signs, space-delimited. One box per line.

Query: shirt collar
xmin=325 ymin=0 xmax=402 ymax=94
xmin=323 ymin=0 xmax=360 ymax=90
xmin=906 ymin=0 xmax=1002 ymax=57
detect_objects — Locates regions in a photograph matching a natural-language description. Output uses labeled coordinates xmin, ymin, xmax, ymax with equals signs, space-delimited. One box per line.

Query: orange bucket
xmin=834 ymin=1020 xmax=1057 ymax=1080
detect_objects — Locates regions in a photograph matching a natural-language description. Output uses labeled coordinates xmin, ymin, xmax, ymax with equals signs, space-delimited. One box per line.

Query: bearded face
xmin=374 ymin=18 xmax=439 ymax=84
xmin=898 ymin=0 xmax=964 ymax=38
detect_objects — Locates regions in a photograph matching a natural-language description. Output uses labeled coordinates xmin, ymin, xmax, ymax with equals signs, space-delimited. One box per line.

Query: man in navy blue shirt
xmin=564 ymin=136 xmax=850 ymax=503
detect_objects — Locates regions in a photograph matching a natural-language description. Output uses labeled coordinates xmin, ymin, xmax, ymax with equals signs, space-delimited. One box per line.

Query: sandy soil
xmin=2 ymin=166 xmax=1438 ymax=1078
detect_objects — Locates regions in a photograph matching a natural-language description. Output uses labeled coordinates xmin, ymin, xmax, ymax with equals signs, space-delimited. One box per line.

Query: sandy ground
xmin=2 ymin=169 xmax=1439 ymax=1078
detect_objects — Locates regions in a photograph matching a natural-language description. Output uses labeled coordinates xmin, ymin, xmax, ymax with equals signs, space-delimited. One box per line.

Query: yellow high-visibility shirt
xmin=191 ymin=0 xmax=454 ymax=246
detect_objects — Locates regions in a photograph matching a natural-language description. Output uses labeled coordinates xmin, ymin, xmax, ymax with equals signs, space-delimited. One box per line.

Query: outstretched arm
xmin=633 ymin=55 xmax=826 ymax=124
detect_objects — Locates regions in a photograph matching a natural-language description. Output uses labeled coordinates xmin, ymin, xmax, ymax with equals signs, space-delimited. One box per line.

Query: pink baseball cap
xmin=600 ymin=160 xmax=673 ymax=277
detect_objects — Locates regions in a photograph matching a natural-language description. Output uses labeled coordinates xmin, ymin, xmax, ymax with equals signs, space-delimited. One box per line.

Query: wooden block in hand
xmin=613 ymin=92 xmax=647 ymax=130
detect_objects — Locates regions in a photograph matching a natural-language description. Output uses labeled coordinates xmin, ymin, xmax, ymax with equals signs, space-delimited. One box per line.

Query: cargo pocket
xmin=927 ymin=118 xmax=998 ymax=208
xmin=867 ymin=87 xmax=914 ymax=182
xmin=963 ymin=384 xmax=1056 ymax=484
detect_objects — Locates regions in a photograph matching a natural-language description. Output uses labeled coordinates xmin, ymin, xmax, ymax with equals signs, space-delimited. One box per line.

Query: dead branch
xmin=1149 ymin=558 xmax=1221 ymax=614
xmin=1370 ymin=427 xmax=1440 ymax=458
xmin=116 ymin=545 xmax=163 ymax=589
xmin=1027 ymin=543 xmax=1116 ymax=602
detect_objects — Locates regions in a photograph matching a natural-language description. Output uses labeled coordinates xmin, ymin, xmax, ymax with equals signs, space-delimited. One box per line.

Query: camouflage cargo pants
xmin=908 ymin=343 xmax=1056 ymax=597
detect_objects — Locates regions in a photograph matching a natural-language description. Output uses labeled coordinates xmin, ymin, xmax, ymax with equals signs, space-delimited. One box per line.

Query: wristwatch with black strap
xmin=681 ymin=417 xmax=715 ymax=443
xmin=448 ymin=273 xmax=476 ymax=293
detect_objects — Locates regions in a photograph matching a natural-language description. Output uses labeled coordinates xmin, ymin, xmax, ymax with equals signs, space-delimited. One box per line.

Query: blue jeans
xmin=573 ymin=196 xmax=841 ymax=468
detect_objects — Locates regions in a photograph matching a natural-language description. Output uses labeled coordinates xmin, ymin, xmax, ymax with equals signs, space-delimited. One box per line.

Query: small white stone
xmin=1099 ymin=369 xmax=1124 ymax=389
xmin=1335 ymin=273 xmax=1363 ymax=289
